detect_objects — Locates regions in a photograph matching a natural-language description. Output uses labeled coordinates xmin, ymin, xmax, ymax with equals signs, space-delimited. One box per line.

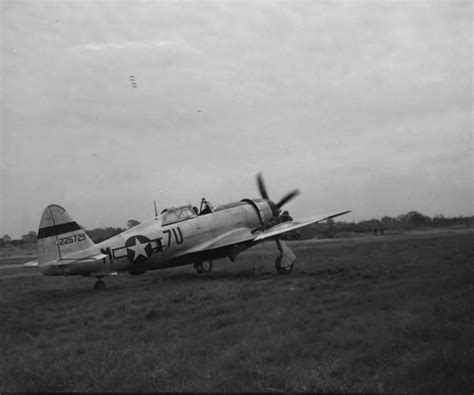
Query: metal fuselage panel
xmin=88 ymin=199 xmax=274 ymax=275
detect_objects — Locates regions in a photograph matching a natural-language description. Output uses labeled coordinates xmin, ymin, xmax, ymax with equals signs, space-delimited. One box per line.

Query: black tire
xmin=202 ymin=261 xmax=213 ymax=273
xmin=275 ymin=255 xmax=294 ymax=275
xmin=94 ymin=280 xmax=106 ymax=290
xmin=194 ymin=263 xmax=204 ymax=274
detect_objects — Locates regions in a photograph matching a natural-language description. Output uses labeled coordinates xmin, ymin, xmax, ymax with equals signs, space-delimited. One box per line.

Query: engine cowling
xmin=240 ymin=198 xmax=278 ymax=226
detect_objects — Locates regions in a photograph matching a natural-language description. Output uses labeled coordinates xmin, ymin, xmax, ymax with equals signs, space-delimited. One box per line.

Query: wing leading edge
xmin=253 ymin=210 xmax=351 ymax=241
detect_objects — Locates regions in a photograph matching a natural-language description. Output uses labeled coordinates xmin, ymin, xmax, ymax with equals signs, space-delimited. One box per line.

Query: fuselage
xmin=41 ymin=198 xmax=277 ymax=276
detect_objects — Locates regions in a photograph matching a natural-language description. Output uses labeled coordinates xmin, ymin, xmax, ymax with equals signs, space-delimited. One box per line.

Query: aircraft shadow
xmin=18 ymin=270 xmax=280 ymax=302
xmin=157 ymin=269 xmax=277 ymax=282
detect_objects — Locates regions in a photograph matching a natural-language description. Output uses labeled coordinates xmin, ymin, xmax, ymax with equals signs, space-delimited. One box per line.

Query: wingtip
xmin=333 ymin=210 xmax=351 ymax=218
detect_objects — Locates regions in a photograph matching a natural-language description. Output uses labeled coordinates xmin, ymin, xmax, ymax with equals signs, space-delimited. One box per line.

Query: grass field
xmin=1 ymin=229 xmax=473 ymax=392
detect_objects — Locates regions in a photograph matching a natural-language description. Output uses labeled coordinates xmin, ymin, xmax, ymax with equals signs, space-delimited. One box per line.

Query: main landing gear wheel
xmin=275 ymin=255 xmax=294 ymax=275
xmin=94 ymin=279 xmax=106 ymax=290
xmin=194 ymin=261 xmax=213 ymax=274
xmin=194 ymin=262 xmax=204 ymax=274
xmin=274 ymin=240 xmax=296 ymax=275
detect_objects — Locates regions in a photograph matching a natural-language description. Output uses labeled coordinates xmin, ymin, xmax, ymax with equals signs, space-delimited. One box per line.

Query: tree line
xmin=1 ymin=211 xmax=473 ymax=247
xmin=293 ymin=211 xmax=474 ymax=240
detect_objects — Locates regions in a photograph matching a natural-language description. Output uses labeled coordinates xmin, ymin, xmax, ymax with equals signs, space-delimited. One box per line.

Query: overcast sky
xmin=1 ymin=0 xmax=472 ymax=238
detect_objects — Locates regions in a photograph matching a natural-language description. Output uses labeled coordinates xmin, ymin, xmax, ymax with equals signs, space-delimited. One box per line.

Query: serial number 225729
xmin=58 ymin=233 xmax=86 ymax=245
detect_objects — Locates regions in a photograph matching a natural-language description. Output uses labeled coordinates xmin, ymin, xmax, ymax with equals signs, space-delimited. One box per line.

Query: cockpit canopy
xmin=161 ymin=204 xmax=197 ymax=226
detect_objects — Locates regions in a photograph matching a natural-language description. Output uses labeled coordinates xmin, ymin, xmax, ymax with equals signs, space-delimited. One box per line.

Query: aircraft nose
xmin=267 ymin=200 xmax=280 ymax=218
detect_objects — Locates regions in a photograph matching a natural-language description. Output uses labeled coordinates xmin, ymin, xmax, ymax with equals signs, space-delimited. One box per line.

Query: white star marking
xmin=127 ymin=238 xmax=149 ymax=261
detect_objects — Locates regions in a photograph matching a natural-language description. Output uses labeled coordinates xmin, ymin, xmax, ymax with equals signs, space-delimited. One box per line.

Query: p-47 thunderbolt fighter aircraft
xmin=29 ymin=174 xmax=350 ymax=289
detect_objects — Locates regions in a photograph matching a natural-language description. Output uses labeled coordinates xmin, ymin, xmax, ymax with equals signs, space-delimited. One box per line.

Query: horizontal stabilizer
xmin=51 ymin=253 xmax=108 ymax=266
xmin=24 ymin=260 xmax=39 ymax=268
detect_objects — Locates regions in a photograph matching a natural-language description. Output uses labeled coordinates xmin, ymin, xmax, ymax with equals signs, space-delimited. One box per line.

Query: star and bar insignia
xmin=125 ymin=235 xmax=153 ymax=264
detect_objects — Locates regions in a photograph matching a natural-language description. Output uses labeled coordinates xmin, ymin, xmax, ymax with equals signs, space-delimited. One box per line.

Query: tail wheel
xmin=275 ymin=255 xmax=294 ymax=275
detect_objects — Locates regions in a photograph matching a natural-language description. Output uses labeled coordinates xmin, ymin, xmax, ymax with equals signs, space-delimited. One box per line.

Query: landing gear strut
xmin=94 ymin=278 xmax=106 ymax=290
xmin=194 ymin=261 xmax=213 ymax=274
xmin=275 ymin=240 xmax=296 ymax=275
xmin=275 ymin=255 xmax=294 ymax=275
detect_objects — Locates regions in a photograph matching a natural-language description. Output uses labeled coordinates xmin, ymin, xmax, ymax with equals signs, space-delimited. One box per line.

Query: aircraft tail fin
xmin=37 ymin=204 xmax=96 ymax=267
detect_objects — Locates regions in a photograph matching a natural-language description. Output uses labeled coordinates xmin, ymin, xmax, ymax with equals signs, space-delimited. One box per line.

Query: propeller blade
xmin=276 ymin=189 xmax=300 ymax=209
xmin=256 ymin=172 xmax=269 ymax=200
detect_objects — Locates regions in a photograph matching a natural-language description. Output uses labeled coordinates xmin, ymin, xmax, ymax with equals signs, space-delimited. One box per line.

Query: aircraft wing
xmin=185 ymin=210 xmax=350 ymax=254
xmin=185 ymin=227 xmax=255 ymax=253
xmin=24 ymin=260 xmax=39 ymax=268
xmin=253 ymin=210 xmax=351 ymax=242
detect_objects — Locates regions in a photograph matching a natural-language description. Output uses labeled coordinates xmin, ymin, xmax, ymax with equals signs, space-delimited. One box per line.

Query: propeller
xmin=257 ymin=172 xmax=269 ymax=200
xmin=276 ymin=189 xmax=300 ymax=209
xmin=256 ymin=173 xmax=299 ymax=273
xmin=256 ymin=172 xmax=300 ymax=214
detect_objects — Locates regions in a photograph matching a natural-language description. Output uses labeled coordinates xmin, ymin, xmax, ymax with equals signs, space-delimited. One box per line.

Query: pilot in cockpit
xmin=199 ymin=198 xmax=214 ymax=215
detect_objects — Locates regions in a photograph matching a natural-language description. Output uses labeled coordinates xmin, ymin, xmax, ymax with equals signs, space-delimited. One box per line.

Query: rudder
xmin=37 ymin=204 xmax=95 ymax=267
